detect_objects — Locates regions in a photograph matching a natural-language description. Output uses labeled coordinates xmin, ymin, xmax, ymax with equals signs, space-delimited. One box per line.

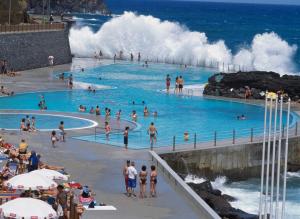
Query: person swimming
xmin=116 ymin=110 xmax=121 ymax=120
xmin=144 ymin=107 xmax=149 ymax=117
xmin=89 ymin=107 xmax=94 ymax=114
xmin=237 ymin=115 xmax=246 ymax=120
xmin=131 ymin=110 xmax=137 ymax=122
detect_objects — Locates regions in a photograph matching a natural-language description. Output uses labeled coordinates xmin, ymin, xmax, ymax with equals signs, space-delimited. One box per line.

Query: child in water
xmin=105 ymin=122 xmax=111 ymax=141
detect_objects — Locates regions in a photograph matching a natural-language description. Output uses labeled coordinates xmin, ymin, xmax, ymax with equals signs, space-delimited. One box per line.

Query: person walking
xmin=127 ymin=161 xmax=137 ymax=197
xmin=150 ymin=165 xmax=158 ymax=197
xmin=148 ymin=122 xmax=158 ymax=147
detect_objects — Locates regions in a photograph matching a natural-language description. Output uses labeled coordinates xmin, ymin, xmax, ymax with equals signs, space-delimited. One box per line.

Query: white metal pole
xmin=8 ymin=0 xmax=12 ymax=25
xmin=264 ymin=97 xmax=273 ymax=219
xmin=281 ymin=98 xmax=291 ymax=219
xmin=270 ymin=96 xmax=278 ymax=218
xmin=275 ymin=96 xmax=283 ymax=219
xmin=259 ymin=96 xmax=268 ymax=219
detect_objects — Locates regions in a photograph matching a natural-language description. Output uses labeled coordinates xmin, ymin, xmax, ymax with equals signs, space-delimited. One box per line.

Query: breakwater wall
xmin=0 ymin=27 xmax=72 ymax=71
xmin=161 ymin=136 xmax=300 ymax=181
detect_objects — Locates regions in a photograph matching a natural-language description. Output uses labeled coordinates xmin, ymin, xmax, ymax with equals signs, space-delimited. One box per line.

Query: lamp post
xmin=8 ymin=0 xmax=12 ymax=25
xmin=42 ymin=0 xmax=45 ymax=23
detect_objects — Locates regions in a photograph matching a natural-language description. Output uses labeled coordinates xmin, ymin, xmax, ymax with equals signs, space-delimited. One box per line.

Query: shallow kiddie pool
xmin=0 ymin=113 xmax=97 ymax=131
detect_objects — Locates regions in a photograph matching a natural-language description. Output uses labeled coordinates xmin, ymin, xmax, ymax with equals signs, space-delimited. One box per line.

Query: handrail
xmin=149 ymin=151 xmax=221 ymax=219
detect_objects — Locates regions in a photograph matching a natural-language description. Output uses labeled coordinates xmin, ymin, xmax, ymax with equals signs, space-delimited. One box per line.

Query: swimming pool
xmin=0 ymin=61 xmax=297 ymax=148
xmin=0 ymin=112 xmax=97 ymax=131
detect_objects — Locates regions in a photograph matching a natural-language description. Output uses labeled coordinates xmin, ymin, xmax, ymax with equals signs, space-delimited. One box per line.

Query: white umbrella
xmin=5 ymin=173 xmax=57 ymax=190
xmin=31 ymin=169 xmax=69 ymax=181
xmin=0 ymin=197 xmax=57 ymax=219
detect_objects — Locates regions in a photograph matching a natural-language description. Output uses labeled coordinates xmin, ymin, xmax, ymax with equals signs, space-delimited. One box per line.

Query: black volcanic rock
xmin=203 ymin=71 xmax=300 ymax=101
xmin=188 ymin=181 xmax=258 ymax=219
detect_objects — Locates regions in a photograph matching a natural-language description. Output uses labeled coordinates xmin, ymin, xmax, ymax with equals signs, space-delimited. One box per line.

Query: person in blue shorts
xmin=127 ymin=161 xmax=137 ymax=197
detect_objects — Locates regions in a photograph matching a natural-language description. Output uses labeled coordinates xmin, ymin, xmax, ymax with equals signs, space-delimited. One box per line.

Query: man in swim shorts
xmin=148 ymin=122 xmax=158 ymax=146
xmin=127 ymin=161 xmax=137 ymax=197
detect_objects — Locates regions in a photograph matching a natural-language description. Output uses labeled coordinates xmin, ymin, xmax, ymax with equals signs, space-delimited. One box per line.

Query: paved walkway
xmin=0 ymin=58 xmax=200 ymax=219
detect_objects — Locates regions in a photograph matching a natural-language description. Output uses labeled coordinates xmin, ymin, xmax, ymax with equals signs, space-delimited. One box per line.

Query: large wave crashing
xmin=69 ymin=12 xmax=297 ymax=74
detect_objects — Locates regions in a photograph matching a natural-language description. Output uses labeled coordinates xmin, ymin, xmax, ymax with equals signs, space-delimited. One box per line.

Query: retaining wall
xmin=161 ymin=136 xmax=300 ymax=181
xmin=0 ymin=28 xmax=72 ymax=71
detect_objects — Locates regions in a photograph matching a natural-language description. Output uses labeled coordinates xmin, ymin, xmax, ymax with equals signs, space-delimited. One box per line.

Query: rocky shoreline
xmin=203 ymin=71 xmax=300 ymax=102
xmin=187 ymin=180 xmax=258 ymax=219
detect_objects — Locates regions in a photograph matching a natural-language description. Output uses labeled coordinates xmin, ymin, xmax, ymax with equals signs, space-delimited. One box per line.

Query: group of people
xmin=165 ymin=75 xmax=184 ymax=93
xmin=38 ymin=95 xmax=47 ymax=110
xmin=0 ymin=60 xmax=20 ymax=77
xmin=51 ymin=121 xmax=66 ymax=147
xmin=113 ymin=51 xmax=142 ymax=63
xmin=123 ymin=160 xmax=158 ymax=198
xmin=0 ymin=85 xmax=14 ymax=96
xmin=20 ymin=115 xmax=36 ymax=132
xmin=0 ymin=136 xmax=95 ymax=218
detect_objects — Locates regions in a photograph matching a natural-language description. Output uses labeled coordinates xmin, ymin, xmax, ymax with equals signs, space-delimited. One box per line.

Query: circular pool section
xmin=0 ymin=113 xmax=98 ymax=131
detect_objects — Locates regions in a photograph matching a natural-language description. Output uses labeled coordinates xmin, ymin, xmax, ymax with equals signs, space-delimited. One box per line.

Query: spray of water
xmin=69 ymin=12 xmax=297 ymax=74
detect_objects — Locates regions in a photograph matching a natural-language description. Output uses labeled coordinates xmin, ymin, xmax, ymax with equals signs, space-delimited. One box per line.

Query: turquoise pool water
xmin=0 ymin=113 xmax=97 ymax=131
xmin=0 ymin=62 xmax=296 ymax=148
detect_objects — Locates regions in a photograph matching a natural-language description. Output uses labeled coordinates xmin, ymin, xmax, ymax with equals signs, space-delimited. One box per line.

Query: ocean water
xmin=70 ymin=1 xmax=300 ymax=74
xmin=185 ymin=174 xmax=300 ymax=218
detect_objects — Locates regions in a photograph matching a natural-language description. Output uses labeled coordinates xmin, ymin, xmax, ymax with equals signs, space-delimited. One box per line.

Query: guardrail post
xmin=172 ymin=136 xmax=176 ymax=151
xmin=194 ymin=133 xmax=196 ymax=149
xmin=232 ymin=129 xmax=235 ymax=144
xmin=214 ymin=131 xmax=217 ymax=146
xmin=295 ymin=122 xmax=298 ymax=136
xmin=250 ymin=128 xmax=253 ymax=142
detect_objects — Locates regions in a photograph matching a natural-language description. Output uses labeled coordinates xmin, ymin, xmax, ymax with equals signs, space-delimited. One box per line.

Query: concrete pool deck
xmin=0 ymin=59 xmax=202 ymax=219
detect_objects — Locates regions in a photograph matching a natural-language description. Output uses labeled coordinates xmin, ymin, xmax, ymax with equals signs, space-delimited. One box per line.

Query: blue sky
xmin=176 ymin=0 xmax=300 ymax=5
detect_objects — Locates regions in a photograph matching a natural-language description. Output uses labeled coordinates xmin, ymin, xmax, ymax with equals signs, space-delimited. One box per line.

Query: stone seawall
xmin=161 ymin=136 xmax=300 ymax=181
xmin=0 ymin=29 xmax=72 ymax=71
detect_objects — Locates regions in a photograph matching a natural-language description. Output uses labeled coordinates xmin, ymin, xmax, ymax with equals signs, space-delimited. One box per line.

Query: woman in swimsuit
xmin=139 ymin=165 xmax=147 ymax=198
xmin=150 ymin=165 xmax=158 ymax=197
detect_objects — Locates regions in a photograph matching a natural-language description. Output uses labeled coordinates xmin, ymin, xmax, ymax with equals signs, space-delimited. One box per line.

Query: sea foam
xmin=69 ymin=12 xmax=297 ymax=74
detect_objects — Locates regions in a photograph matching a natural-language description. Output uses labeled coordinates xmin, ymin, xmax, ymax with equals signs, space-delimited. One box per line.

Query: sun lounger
xmin=83 ymin=205 xmax=117 ymax=211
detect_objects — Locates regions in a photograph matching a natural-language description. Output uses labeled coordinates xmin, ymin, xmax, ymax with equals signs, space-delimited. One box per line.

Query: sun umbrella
xmin=5 ymin=173 xmax=57 ymax=190
xmin=31 ymin=169 xmax=69 ymax=181
xmin=0 ymin=197 xmax=57 ymax=219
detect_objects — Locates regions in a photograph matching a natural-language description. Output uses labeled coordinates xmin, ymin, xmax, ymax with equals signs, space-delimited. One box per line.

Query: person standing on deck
xmin=123 ymin=160 xmax=130 ymax=195
xmin=124 ymin=126 xmax=129 ymax=149
xmin=127 ymin=161 xmax=137 ymax=197
xmin=58 ymin=121 xmax=66 ymax=142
